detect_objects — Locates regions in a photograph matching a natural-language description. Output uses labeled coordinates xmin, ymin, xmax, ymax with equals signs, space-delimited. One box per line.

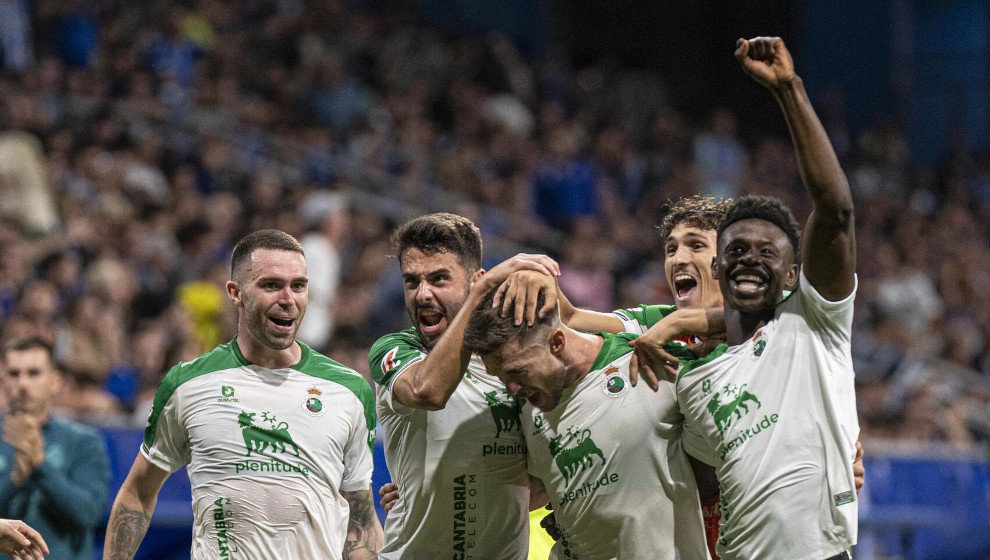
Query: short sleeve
xmin=612 ymin=304 xmax=677 ymax=334
xmin=368 ymin=331 xmax=426 ymax=416
xmin=141 ymin=367 xmax=191 ymax=472
xmin=340 ymin=390 xmax=376 ymax=492
xmin=792 ymin=267 xmax=857 ymax=350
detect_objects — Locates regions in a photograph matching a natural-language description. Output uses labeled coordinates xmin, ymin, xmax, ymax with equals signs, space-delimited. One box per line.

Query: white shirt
xmin=676 ymin=270 xmax=859 ymax=560
xmin=142 ymin=339 xmax=376 ymax=559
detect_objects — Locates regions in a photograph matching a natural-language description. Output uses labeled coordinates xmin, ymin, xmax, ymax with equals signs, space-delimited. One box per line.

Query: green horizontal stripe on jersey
xmin=614 ymin=304 xmax=677 ymax=329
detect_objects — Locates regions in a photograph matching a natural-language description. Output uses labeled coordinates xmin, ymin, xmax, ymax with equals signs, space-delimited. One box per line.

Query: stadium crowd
xmin=0 ymin=0 xmax=986 ymax=451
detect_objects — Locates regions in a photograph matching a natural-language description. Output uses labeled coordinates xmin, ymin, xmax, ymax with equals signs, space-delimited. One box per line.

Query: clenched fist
xmin=735 ymin=36 xmax=796 ymax=90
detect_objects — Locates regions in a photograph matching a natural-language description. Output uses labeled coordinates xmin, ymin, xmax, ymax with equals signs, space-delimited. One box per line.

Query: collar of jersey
xmin=228 ymin=335 xmax=312 ymax=371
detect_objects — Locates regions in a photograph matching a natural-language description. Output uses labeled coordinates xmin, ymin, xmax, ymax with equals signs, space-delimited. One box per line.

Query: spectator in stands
xmin=0 ymin=337 xmax=110 ymax=559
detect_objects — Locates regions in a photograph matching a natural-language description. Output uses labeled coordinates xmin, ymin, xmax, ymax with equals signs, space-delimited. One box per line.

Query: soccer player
xmin=368 ymin=213 xmax=559 ymax=559
xmin=463 ymin=288 xmax=709 ymax=560
xmin=674 ymin=37 xmax=859 ymax=560
xmin=0 ymin=337 xmax=109 ymax=560
xmin=104 ymin=229 xmax=382 ymax=559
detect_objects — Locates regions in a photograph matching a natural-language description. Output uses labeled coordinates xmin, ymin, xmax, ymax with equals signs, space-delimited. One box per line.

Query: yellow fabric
xmin=528 ymin=507 xmax=554 ymax=560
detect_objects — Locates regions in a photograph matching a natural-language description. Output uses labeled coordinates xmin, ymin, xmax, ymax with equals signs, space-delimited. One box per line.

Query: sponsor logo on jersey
xmin=218 ymin=385 xmax=239 ymax=403
xmin=235 ymin=411 xmax=309 ymax=476
xmin=550 ymin=427 xmax=605 ymax=484
xmin=483 ymin=390 xmax=522 ymax=438
xmin=302 ymin=387 xmax=325 ymax=416
xmin=706 ymin=383 xmax=763 ymax=436
xmin=380 ymin=346 xmax=402 ymax=373
xmin=531 ymin=413 xmax=548 ymax=436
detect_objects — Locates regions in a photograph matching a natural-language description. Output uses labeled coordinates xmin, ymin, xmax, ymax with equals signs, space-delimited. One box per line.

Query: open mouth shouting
xmin=672 ymin=271 xmax=699 ymax=304
xmin=416 ymin=306 xmax=447 ymax=339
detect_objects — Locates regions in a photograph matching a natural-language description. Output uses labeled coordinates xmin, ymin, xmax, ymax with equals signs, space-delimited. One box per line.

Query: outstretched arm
xmin=103 ymin=454 xmax=170 ymax=560
xmin=737 ymin=37 xmax=855 ymax=301
xmin=342 ymin=488 xmax=384 ymax=560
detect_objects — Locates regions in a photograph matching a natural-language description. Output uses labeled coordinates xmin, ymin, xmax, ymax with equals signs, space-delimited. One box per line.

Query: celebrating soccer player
xmin=104 ymin=230 xmax=383 ymax=559
xmin=673 ymin=36 xmax=859 ymax=560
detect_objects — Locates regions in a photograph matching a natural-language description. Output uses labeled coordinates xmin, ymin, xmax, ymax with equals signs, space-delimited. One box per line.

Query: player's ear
xmin=226 ymin=280 xmax=243 ymax=307
xmin=548 ymin=329 xmax=566 ymax=357
xmin=711 ymin=256 xmax=719 ymax=280
xmin=783 ymin=263 xmax=799 ymax=290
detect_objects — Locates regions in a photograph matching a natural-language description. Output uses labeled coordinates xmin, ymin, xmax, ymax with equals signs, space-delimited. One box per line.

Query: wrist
xmin=771 ymin=75 xmax=804 ymax=99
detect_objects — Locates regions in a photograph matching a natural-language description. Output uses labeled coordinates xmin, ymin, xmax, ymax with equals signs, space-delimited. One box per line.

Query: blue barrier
xmin=95 ymin=428 xmax=990 ymax=560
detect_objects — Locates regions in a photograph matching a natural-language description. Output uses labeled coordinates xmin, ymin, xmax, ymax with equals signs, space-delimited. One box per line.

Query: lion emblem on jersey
xmin=706 ymin=383 xmax=762 ymax=435
xmin=238 ymin=411 xmax=300 ymax=457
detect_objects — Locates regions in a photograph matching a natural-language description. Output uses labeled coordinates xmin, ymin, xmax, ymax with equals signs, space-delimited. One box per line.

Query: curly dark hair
xmin=658 ymin=195 xmax=734 ymax=241
xmin=716 ymin=195 xmax=802 ymax=257
xmin=391 ymin=213 xmax=483 ymax=271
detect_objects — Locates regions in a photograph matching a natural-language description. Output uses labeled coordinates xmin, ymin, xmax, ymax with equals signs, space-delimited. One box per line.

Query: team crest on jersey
xmin=602 ymin=366 xmax=626 ymax=397
xmin=302 ymin=387 xmax=325 ymax=416
xmin=532 ymin=413 xmax=548 ymax=435
xmin=550 ymin=427 xmax=606 ymax=483
xmin=706 ymin=383 xmax=762 ymax=435
xmin=751 ymin=330 xmax=767 ymax=360
xmin=484 ymin=390 xmax=522 ymax=437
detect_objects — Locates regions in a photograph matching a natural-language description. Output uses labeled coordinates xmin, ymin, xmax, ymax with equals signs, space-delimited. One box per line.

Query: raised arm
xmin=493 ymin=274 xmax=623 ymax=332
xmin=736 ymin=37 xmax=855 ymax=301
xmin=390 ymin=254 xmax=558 ymax=410
xmin=342 ymin=488 xmax=384 ymax=560
xmin=103 ymin=454 xmax=170 ymax=560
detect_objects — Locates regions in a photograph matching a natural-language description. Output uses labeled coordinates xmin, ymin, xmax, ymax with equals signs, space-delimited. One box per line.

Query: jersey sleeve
xmin=368 ymin=331 xmax=426 ymax=416
xmin=792 ymin=267 xmax=857 ymax=350
xmin=340 ymin=381 xmax=377 ymax=492
xmin=141 ymin=364 xmax=191 ymax=472
xmin=612 ymin=304 xmax=677 ymax=334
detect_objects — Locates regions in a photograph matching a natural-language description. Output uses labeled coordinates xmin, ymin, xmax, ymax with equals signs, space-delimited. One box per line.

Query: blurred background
xmin=0 ymin=0 xmax=987 ymax=558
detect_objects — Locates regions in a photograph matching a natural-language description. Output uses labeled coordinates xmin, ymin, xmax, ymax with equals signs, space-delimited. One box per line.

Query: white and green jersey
xmin=675 ymin=270 xmax=859 ymax=560
xmin=612 ymin=304 xmax=677 ymax=334
xmin=142 ymin=338 xmax=376 ymax=559
xmin=370 ymin=328 xmax=529 ymax=560
xmin=523 ymin=332 xmax=708 ymax=560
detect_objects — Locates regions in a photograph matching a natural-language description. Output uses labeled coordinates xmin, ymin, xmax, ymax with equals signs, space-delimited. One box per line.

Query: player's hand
xmin=472 ymin=253 xmax=560 ymax=295
xmin=627 ymin=317 xmax=686 ymax=390
xmin=492 ymin=271 xmax=558 ymax=326
xmin=0 ymin=518 xmax=48 ymax=559
xmin=735 ymin=36 xmax=796 ymax=90
xmin=539 ymin=505 xmax=563 ymax=543
xmin=379 ymin=482 xmax=399 ymax=513
xmin=853 ymin=440 xmax=865 ymax=494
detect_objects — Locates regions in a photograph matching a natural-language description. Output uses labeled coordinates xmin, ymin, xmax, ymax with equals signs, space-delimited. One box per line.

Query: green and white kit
xmin=523 ymin=332 xmax=708 ymax=560
xmin=142 ymin=338 xmax=376 ymax=559
xmin=612 ymin=304 xmax=676 ymax=334
xmin=370 ymin=328 xmax=530 ymax=560
xmin=676 ymin=270 xmax=859 ymax=560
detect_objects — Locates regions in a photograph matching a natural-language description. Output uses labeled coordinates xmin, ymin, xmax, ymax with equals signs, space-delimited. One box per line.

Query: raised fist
xmin=735 ymin=36 xmax=796 ymax=89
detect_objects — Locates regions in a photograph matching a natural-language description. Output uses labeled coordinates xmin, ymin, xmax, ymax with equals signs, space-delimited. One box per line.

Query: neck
xmin=560 ymin=328 xmax=604 ymax=389
xmin=723 ymin=305 xmax=774 ymax=345
xmin=236 ymin=329 xmax=302 ymax=370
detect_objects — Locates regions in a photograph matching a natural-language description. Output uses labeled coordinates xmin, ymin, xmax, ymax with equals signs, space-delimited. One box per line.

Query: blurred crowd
xmin=0 ymin=0 xmax=986 ymax=448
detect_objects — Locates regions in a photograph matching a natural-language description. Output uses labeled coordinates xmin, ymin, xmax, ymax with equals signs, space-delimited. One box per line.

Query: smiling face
xmin=228 ymin=248 xmax=308 ymax=350
xmin=480 ymin=331 xmax=569 ymax=412
xmin=714 ymin=218 xmax=798 ymax=315
xmin=664 ymin=224 xmax=723 ymax=310
xmin=400 ymin=248 xmax=473 ymax=349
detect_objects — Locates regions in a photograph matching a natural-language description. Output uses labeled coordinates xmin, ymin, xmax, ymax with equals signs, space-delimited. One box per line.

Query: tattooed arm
xmin=341 ymin=488 xmax=384 ymax=560
xmin=103 ymin=454 xmax=171 ymax=560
